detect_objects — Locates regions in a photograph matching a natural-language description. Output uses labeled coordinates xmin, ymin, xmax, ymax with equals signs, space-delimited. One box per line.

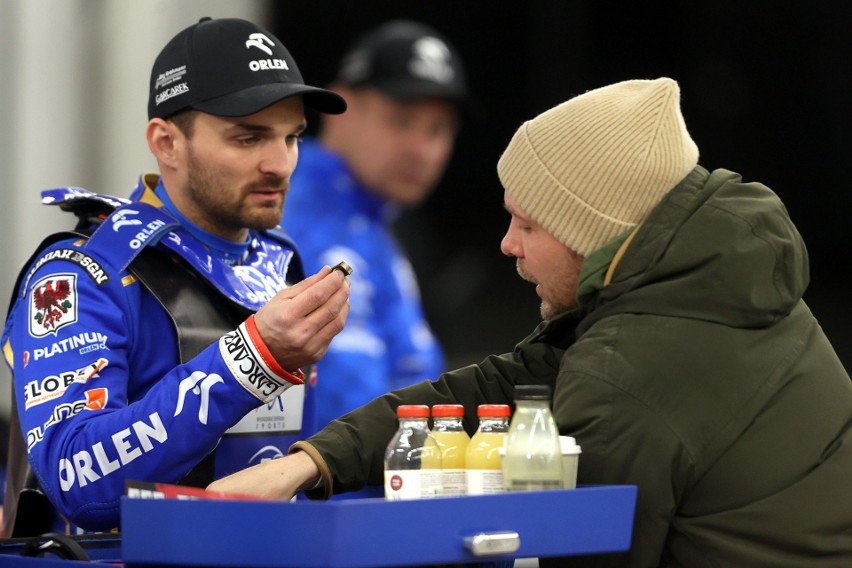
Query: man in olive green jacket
xmin=210 ymin=78 xmax=852 ymax=567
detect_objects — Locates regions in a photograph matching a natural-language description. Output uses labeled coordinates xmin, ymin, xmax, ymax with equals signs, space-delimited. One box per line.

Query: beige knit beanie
xmin=497 ymin=77 xmax=698 ymax=257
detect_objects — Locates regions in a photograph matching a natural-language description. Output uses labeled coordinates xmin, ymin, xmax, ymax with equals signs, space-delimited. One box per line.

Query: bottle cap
xmin=513 ymin=384 xmax=552 ymax=400
xmin=477 ymin=404 xmax=511 ymax=417
xmin=431 ymin=404 xmax=464 ymax=418
xmin=560 ymin=435 xmax=582 ymax=455
xmin=396 ymin=405 xmax=430 ymax=418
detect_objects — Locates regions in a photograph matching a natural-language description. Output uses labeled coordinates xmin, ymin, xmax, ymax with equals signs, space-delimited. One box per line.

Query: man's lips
xmin=252 ymin=188 xmax=283 ymax=194
xmin=248 ymin=184 xmax=286 ymax=199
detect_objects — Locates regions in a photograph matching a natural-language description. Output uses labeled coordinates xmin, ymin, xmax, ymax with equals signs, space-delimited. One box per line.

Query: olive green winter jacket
xmin=296 ymin=167 xmax=852 ymax=567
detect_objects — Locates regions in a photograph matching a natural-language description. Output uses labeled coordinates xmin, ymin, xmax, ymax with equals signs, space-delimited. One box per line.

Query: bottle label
xmin=503 ymin=402 xmax=563 ymax=492
xmin=505 ymin=479 xmax=563 ymax=491
xmin=466 ymin=469 xmax=505 ymax=495
xmin=441 ymin=469 xmax=466 ymax=496
xmin=384 ymin=469 xmax=442 ymax=500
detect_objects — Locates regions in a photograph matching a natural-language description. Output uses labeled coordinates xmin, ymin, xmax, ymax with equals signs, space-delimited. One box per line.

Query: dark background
xmin=273 ymin=1 xmax=851 ymax=371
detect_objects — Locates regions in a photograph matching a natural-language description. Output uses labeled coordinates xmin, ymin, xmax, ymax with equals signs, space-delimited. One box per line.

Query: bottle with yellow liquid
xmin=465 ymin=404 xmax=511 ymax=495
xmin=431 ymin=404 xmax=470 ymax=496
xmin=384 ymin=405 xmax=443 ymax=500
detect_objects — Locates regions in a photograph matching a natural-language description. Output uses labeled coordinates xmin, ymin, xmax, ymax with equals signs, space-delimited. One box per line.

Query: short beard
xmin=540 ymin=300 xmax=562 ymax=321
xmin=185 ymin=144 xmax=286 ymax=234
xmin=516 ymin=260 xmax=575 ymax=321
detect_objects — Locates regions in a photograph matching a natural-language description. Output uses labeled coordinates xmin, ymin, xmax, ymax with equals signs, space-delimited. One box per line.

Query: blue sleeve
xmin=3 ymin=241 xmax=283 ymax=530
xmin=381 ymin=253 xmax=446 ymax=392
xmin=308 ymin=244 xmax=446 ymax=431
xmin=284 ymin=170 xmax=445 ymax=433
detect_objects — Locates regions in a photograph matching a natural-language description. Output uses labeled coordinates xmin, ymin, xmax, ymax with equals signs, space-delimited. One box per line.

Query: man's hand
xmin=207 ymin=451 xmax=320 ymax=501
xmin=253 ymin=265 xmax=350 ymax=370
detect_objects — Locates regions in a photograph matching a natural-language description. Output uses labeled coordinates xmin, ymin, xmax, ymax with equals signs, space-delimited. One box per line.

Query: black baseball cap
xmin=334 ymin=20 xmax=469 ymax=103
xmin=148 ymin=17 xmax=346 ymax=119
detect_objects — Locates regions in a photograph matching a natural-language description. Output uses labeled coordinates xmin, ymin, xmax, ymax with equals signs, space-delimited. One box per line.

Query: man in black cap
xmin=1 ymin=17 xmax=350 ymax=535
xmin=282 ymin=20 xmax=470 ymax=435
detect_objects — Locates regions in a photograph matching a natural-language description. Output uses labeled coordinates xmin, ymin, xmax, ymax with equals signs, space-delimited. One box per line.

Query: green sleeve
xmin=304 ymin=317 xmax=570 ymax=495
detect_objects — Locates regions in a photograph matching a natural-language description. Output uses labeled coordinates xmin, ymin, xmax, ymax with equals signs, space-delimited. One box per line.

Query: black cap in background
xmin=334 ymin=20 xmax=469 ymax=104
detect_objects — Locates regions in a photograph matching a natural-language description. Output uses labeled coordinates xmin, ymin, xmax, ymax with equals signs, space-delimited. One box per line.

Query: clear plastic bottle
xmin=503 ymin=385 xmax=563 ymax=491
xmin=431 ymin=404 xmax=470 ymax=496
xmin=465 ymin=404 xmax=511 ymax=495
xmin=384 ymin=405 xmax=443 ymax=500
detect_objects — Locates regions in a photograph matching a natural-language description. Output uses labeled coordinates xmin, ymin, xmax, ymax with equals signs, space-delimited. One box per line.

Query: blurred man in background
xmin=283 ymin=20 xmax=470 ymax=432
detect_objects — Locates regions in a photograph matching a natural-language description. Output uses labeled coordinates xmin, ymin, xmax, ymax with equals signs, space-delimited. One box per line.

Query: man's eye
xmin=238 ymin=136 xmax=259 ymax=146
xmin=286 ymin=134 xmax=303 ymax=145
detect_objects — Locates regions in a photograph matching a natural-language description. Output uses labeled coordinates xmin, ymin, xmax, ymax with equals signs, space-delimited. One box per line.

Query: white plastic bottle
xmin=384 ymin=405 xmax=443 ymax=500
xmin=503 ymin=385 xmax=563 ymax=491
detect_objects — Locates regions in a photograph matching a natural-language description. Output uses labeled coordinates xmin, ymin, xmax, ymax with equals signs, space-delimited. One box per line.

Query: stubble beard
xmin=185 ymin=146 xmax=286 ymax=234
xmin=515 ymin=260 xmax=574 ymax=321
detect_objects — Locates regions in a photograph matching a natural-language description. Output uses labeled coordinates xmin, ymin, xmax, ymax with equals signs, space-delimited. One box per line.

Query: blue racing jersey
xmin=2 ymin=176 xmax=314 ymax=531
xmin=283 ymin=139 xmax=445 ymax=433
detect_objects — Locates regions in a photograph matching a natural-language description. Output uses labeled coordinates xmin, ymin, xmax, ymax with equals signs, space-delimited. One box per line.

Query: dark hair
xmin=168 ymin=109 xmax=198 ymax=138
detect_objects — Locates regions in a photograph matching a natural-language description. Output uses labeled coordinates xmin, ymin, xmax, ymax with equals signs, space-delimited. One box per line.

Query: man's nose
xmin=500 ymin=228 xmax=520 ymax=258
xmin=405 ymin=126 xmax=446 ymax=160
xmin=260 ymin=141 xmax=297 ymax=178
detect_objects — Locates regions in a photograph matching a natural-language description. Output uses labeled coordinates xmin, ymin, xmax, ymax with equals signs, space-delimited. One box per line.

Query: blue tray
xmin=121 ymin=486 xmax=637 ymax=567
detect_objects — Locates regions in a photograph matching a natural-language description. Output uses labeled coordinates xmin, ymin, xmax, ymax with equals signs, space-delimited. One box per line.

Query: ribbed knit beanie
xmin=497 ymin=77 xmax=698 ymax=257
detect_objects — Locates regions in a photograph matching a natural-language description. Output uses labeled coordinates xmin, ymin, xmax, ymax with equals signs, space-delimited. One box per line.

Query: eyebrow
xmin=227 ymin=120 xmax=308 ymax=134
xmin=504 ymin=202 xmax=532 ymax=223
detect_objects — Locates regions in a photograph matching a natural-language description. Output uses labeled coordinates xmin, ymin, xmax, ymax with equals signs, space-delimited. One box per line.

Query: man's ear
xmin=146 ymin=118 xmax=183 ymax=169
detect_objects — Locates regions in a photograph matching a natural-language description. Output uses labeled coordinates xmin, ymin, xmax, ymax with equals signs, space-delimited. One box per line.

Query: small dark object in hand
xmin=332 ymin=261 xmax=353 ymax=276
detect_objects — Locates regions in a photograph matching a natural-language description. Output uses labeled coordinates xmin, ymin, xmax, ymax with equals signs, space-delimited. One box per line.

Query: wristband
xmin=218 ymin=316 xmax=304 ymax=403
xmin=244 ymin=315 xmax=306 ymax=385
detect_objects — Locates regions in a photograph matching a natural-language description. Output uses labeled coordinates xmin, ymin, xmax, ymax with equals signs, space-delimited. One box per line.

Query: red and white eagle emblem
xmin=29 ymin=274 xmax=78 ymax=337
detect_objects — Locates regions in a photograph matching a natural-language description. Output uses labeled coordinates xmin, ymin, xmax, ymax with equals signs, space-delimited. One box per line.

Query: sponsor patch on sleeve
xmin=23 ymin=357 xmax=108 ymax=410
xmin=29 ymin=274 xmax=78 ymax=338
xmin=26 ymin=387 xmax=109 ymax=450
xmin=27 ymin=248 xmax=110 ymax=286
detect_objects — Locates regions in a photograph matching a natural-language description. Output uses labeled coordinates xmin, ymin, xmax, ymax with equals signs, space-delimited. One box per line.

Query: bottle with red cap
xmin=431 ymin=404 xmax=470 ymax=496
xmin=384 ymin=405 xmax=443 ymax=500
xmin=465 ymin=404 xmax=511 ymax=495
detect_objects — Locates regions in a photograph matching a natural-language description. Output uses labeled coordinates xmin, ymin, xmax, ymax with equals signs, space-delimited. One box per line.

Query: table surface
xmin=121 ymin=485 xmax=637 ymax=567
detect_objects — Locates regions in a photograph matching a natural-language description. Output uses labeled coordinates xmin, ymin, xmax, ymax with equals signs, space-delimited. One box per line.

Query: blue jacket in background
xmin=283 ymin=139 xmax=445 ymax=433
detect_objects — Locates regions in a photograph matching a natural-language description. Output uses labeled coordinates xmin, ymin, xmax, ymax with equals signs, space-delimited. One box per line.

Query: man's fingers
xmin=275 ymin=265 xmax=333 ymax=300
xmin=282 ymin=284 xmax=350 ymax=359
xmin=282 ymin=267 xmax=348 ymax=319
xmin=302 ymin=286 xmax=350 ymax=344
xmin=251 ymin=266 xmax=350 ymax=370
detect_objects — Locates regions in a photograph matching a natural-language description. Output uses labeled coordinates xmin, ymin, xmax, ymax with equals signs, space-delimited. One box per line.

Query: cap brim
xmin=371 ymin=77 xmax=467 ymax=103
xmin=365 ymin=78 xmax=483 ymax=122
xmin=192 ymin=83 xmax=347 ymax=116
